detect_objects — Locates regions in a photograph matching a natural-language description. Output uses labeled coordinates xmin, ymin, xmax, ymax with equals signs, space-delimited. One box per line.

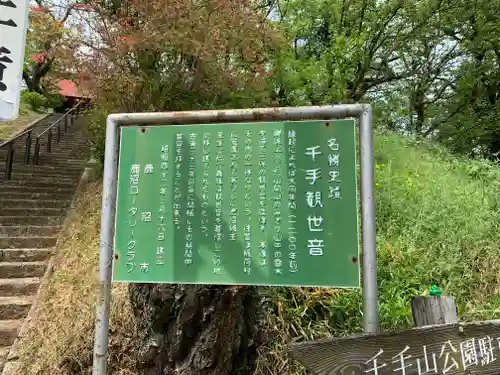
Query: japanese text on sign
xmin=113 ymin=120 xmax=360 ymax=287
xmin=289 ymin=320 xmax=500 ymax=375
xmin=365 ymin=335 xmax=500 ymax=375
xmin=304 ymin=136 xmax=341 ymax=256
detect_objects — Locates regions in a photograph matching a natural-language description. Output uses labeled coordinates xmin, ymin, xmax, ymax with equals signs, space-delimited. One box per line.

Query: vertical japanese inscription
xmin=201 ymin=133 xmax=210 ymax=237
xmin=0 ymin=0 xmax=17 ymax=27
xmin=139 ymin=163 xmax=154 ymax=273
xmin=184 ymin=133 xmax=196 ymax=266
xmin=304 ymin=144 xmax=325 ymax=256
xmin=273 ymin=129 xmax=283 ymax=276
xmin=0 ymin=46 xmax=12 ymax=92
xmin=229 ymin=132 xmax=239 ymax=242
xmin=157 ymin=145 xmax=168 ymax=266
xmin=327 ymin=138 xmax=341 ymax=200
xmin=243 ymin=130 xmax=252 ymax=275
xmin=127 ymin=164 xmax=140 ymax=273
xmin=173 ymin=133 xmax=183 ymax=230
xmin=0 ymin=0 xmax=17 ymax=92
xmin=287 ymin=130 xmax=298 ymax=273
xmin=214 ymin=132 xmax=224 ymax=275
xmin=258 ymin=130 xmax=268 ymax=267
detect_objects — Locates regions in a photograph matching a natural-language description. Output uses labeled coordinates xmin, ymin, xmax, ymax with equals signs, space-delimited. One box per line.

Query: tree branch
xmin=61 ymin=3 xmax=77 ymax=22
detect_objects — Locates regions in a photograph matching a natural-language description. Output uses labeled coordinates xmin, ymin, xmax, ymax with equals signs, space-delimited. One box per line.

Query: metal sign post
xmin=92 ymin=105 xmax=377 ymax=375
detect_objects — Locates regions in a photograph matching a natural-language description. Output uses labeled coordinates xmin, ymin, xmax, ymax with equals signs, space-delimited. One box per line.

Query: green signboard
xmin=112 ymin=119 xmax=360 ymax=287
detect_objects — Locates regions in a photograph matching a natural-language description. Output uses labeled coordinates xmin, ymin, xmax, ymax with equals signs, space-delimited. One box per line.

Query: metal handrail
xmin=37 ymin=100 xmax=82 ymax=138
xmin=1 ymin=100 xmax=84 ymax=180
xmin=1 ymin=114 xmax=53 ymax=180
xmin=32 ymin=100 xmax=83 ymax=165
xmin=0 ymin=113 xmax=51 ymax=149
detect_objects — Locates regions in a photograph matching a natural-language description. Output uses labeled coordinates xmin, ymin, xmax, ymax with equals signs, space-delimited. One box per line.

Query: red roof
xmin=31 ymin=4 xmax=49 ymax=13
xmin=73 ymin=3 xmax=94 ymax=10
xmin=57 ymin=79 xmax=92 ymax=99
xmin=29 ymin=52 xmax=47 ymax=63
xmin=58 ymin=79 xmax=79 ymax=97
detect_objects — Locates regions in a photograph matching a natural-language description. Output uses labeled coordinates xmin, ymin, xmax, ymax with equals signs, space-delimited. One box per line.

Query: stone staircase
xmin=0 ymin=113 xmax=89 ymax=371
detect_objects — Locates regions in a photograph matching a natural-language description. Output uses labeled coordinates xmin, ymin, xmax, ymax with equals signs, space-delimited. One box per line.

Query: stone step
xmin=2 ymin=164 xmax=84 ymax=175
xmin=1 ymin=179 xmax=77 ymax=188
xmin=36 ymin=157 xmax=89 ymax=163
xmin=36 ymin=154 xmax=88 ymax=161
xmin=0 ymin=216 xmax=64 ymax=226
xmin=36 ymin=129 xmax=85 ymax=137
xmin=0 ymin=262 xmax=46 ymax=278
xmin=37 ymin=145 xmax=89 ymax=151
xmin=0 ymin=171 xmax=83 ymax=183
xmin=30 ymin=160 xmax=88 ymax=168
xmin=0 ymin=150 xmax=88 ymax=160
xmin=0 ymin=237 xmax=57 ymax=249
xmin=0 ymin=191 xmax=73 ymax=200
xmin=7 ymin=167 xmax=83 ymax=176
xmin=0 ymin=186 xmax=74 ymax=195
xmin=37 ymin=141 xmax=88 ymax=148
xmin=34 ymin=142 xmax=88 ymax=148
xmin=27 ymin=149 xmax=90 ymax=156
xmin=0 ymin=296 xmax=34 ymax=320
xmin=0 ymin=208 xmax=67 ymax=217
xmin=41 ymin=149 xmax=90 ymax=154
xmin=9 ymin=171 xmax=79 ymax=180
xmin=0 ymin=248 xmax=52 ymax=262
xmin=0 ymin=278 xmax=40 ymax=297
xmin=2 ymin=171 xmax=83 ymax=181
xmin=0 ymin=139 xmax=82 ymax=154
xmin=0 ymin=346 xmax=10 ymax=371
xmin=0 ymin=226 xmax=61 ymax=236
xmin=38 ymin=141 xmax=88 ymax=147
xmin=0 ymin=320 xmax=21 ymax=347
xmin=36 ymin=138 xmax=87 ymax=143
xmin=0 ymin=199 xmax=70 ymax=208
xmin=0 ymin=152 xmax=86 ymax=161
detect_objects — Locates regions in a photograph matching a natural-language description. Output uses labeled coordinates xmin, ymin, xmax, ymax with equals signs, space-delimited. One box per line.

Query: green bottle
xmin=429 ymin=284 xmax=442 ymax=296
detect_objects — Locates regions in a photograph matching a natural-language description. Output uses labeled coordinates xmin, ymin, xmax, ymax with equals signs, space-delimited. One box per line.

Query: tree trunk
xmin=129 ymin=284 xmax=264 ymax=375
xmin=415 ymin=104 xmax=425 ymax=136
xmin=23 ymin=58 xmax=53 ymax=93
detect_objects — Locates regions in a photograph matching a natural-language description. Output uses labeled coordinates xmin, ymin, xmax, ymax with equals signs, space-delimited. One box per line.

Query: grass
xmin=0 ymin=102 xmax=47 ymax=140
xmin=14 ymin=131 xmax=500 ymax=375
xmin=256 ymin=131 xmax=500 ymax=374
xmin=14 ymin=182 xmax=138 ymax=375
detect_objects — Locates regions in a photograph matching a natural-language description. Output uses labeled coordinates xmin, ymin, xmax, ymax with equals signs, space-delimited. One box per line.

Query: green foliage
xmin=86 ymin=106 xmax=108 ymax=165
xmin=256 ymin=132 xmax=500 ymax=374
xmin=268 ymin=0 xmax=435 ymax=105
xmin=21 ymin=90 xmax=46 ymax=111
xmin=44 ymin=93 xmax=65 ymax=109
xmin=20 ymin=89 xmax=67 ymax=112
xmin=266 ymin=0 xmax=500 ymax=158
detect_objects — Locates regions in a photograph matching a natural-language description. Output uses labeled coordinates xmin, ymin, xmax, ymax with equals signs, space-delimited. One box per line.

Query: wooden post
xmin=411 ymin=295 xmax=458 ymax=327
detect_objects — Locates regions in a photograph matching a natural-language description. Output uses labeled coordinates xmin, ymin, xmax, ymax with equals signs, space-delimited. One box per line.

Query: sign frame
xmin=91 ymin=105 xmax=378 ymax=375
xmin=113 ymin=119 xmax=361 ymax=287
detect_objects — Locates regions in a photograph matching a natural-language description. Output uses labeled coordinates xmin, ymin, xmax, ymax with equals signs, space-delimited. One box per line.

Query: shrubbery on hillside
xmin=15 ymin=131 xmax=500 ymax=375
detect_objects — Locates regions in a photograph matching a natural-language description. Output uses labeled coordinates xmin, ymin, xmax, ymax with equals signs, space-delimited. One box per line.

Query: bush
xmin=86 ymin=106 xmax=108 ymax=164
xmin=44 ymin=93 xmax=65 ymax=109
xmin=21 ymin=90 xmax=46 ymax=111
